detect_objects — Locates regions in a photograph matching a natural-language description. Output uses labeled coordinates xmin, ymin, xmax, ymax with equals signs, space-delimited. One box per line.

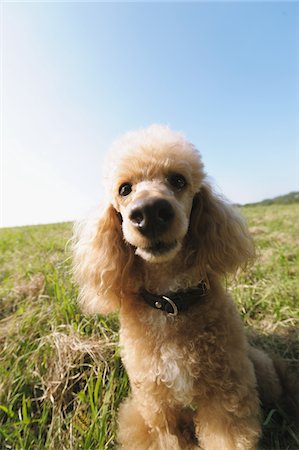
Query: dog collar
xmin=140 ymin=280 xmax=209 ymax=317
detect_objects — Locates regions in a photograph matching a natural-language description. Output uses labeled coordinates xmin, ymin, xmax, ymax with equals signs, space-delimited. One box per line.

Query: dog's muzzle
xmin=129 ymin=198 xmax=174 ymax=239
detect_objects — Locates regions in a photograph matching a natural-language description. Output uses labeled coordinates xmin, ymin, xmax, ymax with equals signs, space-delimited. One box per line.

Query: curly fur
xmin=73 ymin=125 xmax=297 ymax=449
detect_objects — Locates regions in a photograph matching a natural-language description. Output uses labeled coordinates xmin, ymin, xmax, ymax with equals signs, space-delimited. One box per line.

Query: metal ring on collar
xmin=162 ymin=296 xmax=178 ymax=316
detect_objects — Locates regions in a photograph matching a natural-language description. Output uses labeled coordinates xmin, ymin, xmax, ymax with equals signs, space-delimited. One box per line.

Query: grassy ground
xmin=0 ymin=205 xmax=298 ymax=450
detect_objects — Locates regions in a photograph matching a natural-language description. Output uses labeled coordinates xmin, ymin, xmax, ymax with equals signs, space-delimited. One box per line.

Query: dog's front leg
xmin=117 ymin=394 xmax=198 ymax=450
xmin=117 ymin=395 xmax=157 ymax=450
xmin=193 ymin=395 xmax=261 ymax=450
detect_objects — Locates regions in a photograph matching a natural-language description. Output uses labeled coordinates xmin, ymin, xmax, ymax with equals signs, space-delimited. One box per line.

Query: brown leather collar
xmin=140 ymin=280 xmax=209 ymax=316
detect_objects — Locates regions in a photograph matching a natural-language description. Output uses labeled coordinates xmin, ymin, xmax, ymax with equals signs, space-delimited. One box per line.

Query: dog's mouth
xmin=135 ymin=240 xmax=180 ymax=263
xmin=146 ymin=240 xmax=178 ymax=255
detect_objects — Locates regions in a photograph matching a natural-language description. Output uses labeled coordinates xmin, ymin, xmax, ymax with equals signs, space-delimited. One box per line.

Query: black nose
xmin=129 ymin=198 xmax=174 ymax=238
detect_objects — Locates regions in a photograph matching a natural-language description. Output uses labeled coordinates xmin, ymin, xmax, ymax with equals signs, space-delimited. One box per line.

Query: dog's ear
xmin=186 ymin=184 xmax=255 ymax=275
xmin=73 ymin=204 xmax=134 ymax=314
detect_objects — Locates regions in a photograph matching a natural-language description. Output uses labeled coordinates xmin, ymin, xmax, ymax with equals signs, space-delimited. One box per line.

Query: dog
xmin=73 ymin=125 xmax=297 ymax=449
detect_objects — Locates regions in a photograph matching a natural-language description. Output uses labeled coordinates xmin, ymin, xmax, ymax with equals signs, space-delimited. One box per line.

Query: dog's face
xmin=108 ymin=127 xmax=204 ymax=263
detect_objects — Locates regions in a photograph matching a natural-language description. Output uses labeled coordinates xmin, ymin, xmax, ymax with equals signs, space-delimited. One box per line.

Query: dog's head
xmin=107 ymin=125 xmax=204 ymax=263
xmin=73 ymin=125 xmax=254 ymax=313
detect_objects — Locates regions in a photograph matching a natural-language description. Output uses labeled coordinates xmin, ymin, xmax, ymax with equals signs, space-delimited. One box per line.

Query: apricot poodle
xmin=73 ymin=125 xmax=295 ymax=449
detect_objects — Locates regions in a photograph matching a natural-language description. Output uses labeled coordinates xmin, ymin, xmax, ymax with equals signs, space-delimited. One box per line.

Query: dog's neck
xmin=140 ymin=251 xmax=205 ymax=295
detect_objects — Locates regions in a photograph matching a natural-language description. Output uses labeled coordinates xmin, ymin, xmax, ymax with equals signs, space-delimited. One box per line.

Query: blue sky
xmin=1 ymin=1 xmax=298 ymax=227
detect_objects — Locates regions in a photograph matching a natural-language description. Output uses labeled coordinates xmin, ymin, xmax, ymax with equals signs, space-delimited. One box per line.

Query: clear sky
xmin=1 ymin=1 xmax=298 ymax=227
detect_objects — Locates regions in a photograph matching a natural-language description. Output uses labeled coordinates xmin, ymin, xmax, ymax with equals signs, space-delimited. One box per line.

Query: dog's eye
xmin=119 ymin=183 xmax=132 ymax=196
xmin=168 ymin=174 xmax=187 ymax=191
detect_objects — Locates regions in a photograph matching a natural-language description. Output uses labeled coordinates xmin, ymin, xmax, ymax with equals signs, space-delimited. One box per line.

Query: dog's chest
xmin=120 ymin=312 xmax=196 ymax=406
xmin=154 ymin=340 xmax=194 ymax=405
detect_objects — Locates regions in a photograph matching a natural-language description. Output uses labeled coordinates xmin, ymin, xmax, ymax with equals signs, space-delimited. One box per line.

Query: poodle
xmin=73 ymin=125 xmax=297 ymax=450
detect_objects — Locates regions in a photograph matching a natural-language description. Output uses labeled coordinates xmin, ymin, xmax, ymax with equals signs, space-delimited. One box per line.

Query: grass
xmin=0 ymin=205 xmax=298 ymax=450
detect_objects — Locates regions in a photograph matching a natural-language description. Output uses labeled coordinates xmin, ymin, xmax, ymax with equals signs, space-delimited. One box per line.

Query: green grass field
xmin=0 ymin=205 xmax=298 ymax=449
